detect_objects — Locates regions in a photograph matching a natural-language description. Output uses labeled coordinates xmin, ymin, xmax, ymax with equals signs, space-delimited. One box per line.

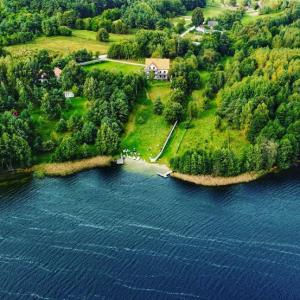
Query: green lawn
xmin=242 ymin=9 xmax=286 ymax=25
xmin=6 ymin=30 xmax=133 ymax=58
xmin=84 ymin=61 xmax=144 ymax=74
xmin=121 ymin=81 xmax=173 ymax=160
xmin=202 ymin=5 xmax=228 ymax=18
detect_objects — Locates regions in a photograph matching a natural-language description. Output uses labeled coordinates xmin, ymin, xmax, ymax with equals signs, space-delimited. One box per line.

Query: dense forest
xmin=0 ymin=49 xmax=144 ymax=169
xmin=0 ymin=0 xmax=206 ymax=46
xmin=171 ymin=3 xmax=300 ymax=176
xmin=0 ymin=0 xmax=299 ymax=179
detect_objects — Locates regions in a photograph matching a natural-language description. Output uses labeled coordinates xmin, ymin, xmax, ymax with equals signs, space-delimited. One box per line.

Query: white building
xmin=64 ymin=91 xmax=75 ymax=99
xmin=145 ymin=58 xmax=170 ymax=80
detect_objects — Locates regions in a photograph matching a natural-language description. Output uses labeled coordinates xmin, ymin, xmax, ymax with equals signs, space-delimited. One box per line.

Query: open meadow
xmin=6 ymin=30 xmax=133 ymax=58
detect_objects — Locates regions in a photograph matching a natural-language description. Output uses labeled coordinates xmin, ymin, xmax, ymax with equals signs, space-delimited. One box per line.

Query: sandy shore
xmin=31 ymin=156 xmax=112 ymax=177
xmin=123 ymin=157 xmax=171 ymax=175
xmin=171 ymin=171 xmax=265 ymax=187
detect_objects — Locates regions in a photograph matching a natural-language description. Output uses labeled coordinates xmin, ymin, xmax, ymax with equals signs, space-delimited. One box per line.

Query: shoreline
xmin=1 ymin=155 xmax=287 ymax=188
xmin=171 ymin=171 xmax=266 ymax=187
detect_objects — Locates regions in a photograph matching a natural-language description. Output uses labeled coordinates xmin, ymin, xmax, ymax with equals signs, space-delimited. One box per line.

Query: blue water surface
xmin=0 ymin=167 xmax=299 ymax=300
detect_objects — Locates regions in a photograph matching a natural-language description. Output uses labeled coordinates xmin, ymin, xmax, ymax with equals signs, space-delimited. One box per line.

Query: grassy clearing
xmin=84 ymin=61 xmax=144 ymax=74
xmin=202 ymin=5 xmax=228 ymax=18
xmin=121 ymin=81 xmax=173 ymax=160
xmin=242 ymin=9 xmax=285 ymax=24
xmin=6 ymin=30 xmax=133 ymax=58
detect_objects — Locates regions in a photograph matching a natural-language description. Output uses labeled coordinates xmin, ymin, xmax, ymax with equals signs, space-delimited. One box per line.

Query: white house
xmin=145 ymin=58 xmax=170 ymax=80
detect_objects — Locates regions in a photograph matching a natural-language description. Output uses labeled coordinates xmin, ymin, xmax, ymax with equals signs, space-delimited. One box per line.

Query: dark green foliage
xmin=71 ymin=49 xmax=93 ymax=63
xmin=192 ymin=8 xmax=204 ymax=27
xmin=175 ymin=4 xmax=300 ymax=177
xmin=41 ymin=89 xmax=65 ymax=119
xmin=153 ymin=97 xmax=164 ymax=115
xmin=181 ymin=0 xmax=206 ymax=10
xmin=96 ymin=123 xmax=119 ymax=155
xmin=58 ymin=26 xmax=72 ymax=36
xmin=164 ymin=102 xmax=184 ymax=124
xmin=53 ymin=136 xmax=79 ymax=162
xmin=56 ymin=118 xmax=68 ymax=132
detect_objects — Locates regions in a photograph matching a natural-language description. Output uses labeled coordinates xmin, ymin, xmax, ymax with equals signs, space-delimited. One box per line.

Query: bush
xmin=164 ymin=102 xmax=184 ymax=124
xmin=97 ymin=28 xmax=109 ymax=42
xmin=58 ymin=26 xmax=72 ymax=36
xmin=153 ymin=97 xmax=164 ymax=115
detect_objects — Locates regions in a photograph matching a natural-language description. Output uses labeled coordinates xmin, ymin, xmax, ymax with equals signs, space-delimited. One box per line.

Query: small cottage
xmin=145 ymin=58 xmax=170 ymax=80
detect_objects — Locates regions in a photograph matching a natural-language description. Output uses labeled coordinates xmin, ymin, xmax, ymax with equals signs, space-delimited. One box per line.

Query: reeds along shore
xmin=171 ymin=171 xmax=265 ymax=187
xmin=31 ymin=156 xmax=112 ymax=177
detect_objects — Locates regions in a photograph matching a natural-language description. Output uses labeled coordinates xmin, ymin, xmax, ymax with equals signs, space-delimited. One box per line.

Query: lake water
xmin=0 ymin=166 xmax=300 ymax=300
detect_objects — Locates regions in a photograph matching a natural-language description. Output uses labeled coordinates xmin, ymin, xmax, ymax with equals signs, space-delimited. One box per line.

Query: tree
xmin=164 ymin=102 xmax=184 ymax=124
xmin=84 ymin=77 xmax=99 ymax=100
xmin=247 ymin=103 xmax=270 ymax=143
xmin=61 ymin=61 xmax=85 ymax=91
xmin=192 ymin=8 xmax=204 ymax=27
xmin=170 ymin=89 xmax=185 ymax=104
xmin=53 ymin=136 xmax=78 ymax=162
xmin=96 ymin=124 xmax=119 ymax=155
xmin=112 ymin=20 xmax=128 ymax=34
xmin=97 ymin=28 xmax=109 ymax=42
xmin=81 ymin=121 xmax=97 ymax=144
xmin=41 ymin=90 xmax=64 ymax=119
xmin=42 ymin=18 xmax=59 ymax=36
xmin=175 ymin=19 xmax=186 ymax=34
xmin=229 ymin=0 xmax=237 ymax=7
xmin=153 ymin=97 xmax=164 ymax=115
xmin=56 ymin=118 xmax=68 ymax=132
xmin=182 ymin=0 xmax=206 ymax=10
xmin=124 ymin=2 xmax=159 ymax=29
xmin=277 ymin=137 xmax=296 ymax=170
xmin=58 ymin=26 xmax=72 ymax=36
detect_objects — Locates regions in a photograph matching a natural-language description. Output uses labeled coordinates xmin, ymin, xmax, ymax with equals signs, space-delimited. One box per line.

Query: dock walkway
xmin=150 ymin=120 xmax=178 ymax=163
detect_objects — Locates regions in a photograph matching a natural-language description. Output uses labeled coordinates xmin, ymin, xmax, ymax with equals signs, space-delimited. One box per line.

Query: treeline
xmin=108 ymin=28 xmax=232 ymax=65
xmin=0 ymin=49 xmax=145 ymax=171
xmin=0 ymin=0 xmax=206 ymax=46
xmin=171 ymin=3 xmax=300 ymax=177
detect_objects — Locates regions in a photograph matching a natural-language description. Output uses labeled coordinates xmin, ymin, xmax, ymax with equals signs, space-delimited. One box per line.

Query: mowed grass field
xmin=6 ymin=30 xmax=133 ymax=58
xmin=84 ymin=61 xmax=144 ymax=74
